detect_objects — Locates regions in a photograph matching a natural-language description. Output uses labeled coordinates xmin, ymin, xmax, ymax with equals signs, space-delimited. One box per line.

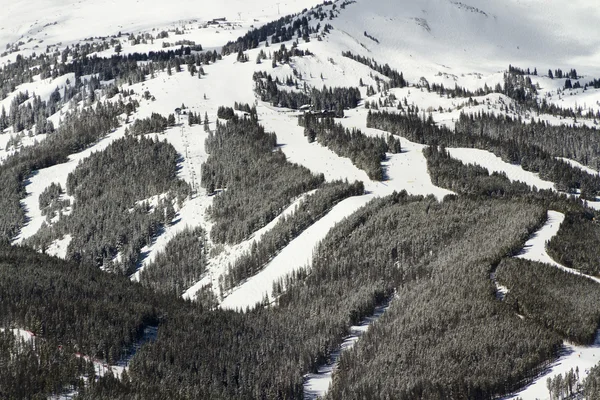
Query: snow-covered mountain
xmin=3 ymin=1 xmax=600 ymax=399
xmin=0 ymin=0 xmax=322 ymax=54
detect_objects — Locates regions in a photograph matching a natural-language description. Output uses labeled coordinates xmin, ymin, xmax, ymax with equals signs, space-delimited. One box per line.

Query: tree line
xmin=299 ymin=113 xmax=401 ymax=180
xmin=221 ymin=180 xmax=364 ymax=292
xmin=201 ymin=116 xmax=324 ymax=244
xmin=368 ymin=109 xmax=600 ymax=197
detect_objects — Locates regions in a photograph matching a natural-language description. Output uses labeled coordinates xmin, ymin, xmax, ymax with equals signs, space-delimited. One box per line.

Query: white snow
xmin=45 ymin=234 xmax=72 ymax=259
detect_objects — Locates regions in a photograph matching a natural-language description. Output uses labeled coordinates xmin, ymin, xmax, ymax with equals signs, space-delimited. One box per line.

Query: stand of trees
xmin=0 ymin=100 xmax=130 ymax=241
xmin=341 ymin=51 xmax=407 ymax=88
xmin=201 ymin=116 xmax=324 ymax=244
xmin=128 ymin=113 xmax=168 ymax=135
xmin=0 ymin=244 xmax=168 ymax=370
xmin=327 ymin=199 xmax=561 ymax=400
xmin=4 ymin=192 xmax=595 ymax=399
xmin=0 ymin=329 xmax=94 ymax=400
xmin=299 ymin=113 xmax=401 ymax=180
xmin=254 ymin=71 xmax=361 ymax=112
xmin=497 ymin=257 xmax=600 ymax=344
xmin=139 ymin=226 xmax=208 ymax=295
xmin=221 ymin=180 xmax=364 ymax=291
xmin=0 ymin=43 xmax=218 ymax=103
xmin=547 ymin=213 xmax=600 ymax=276
xmin=75 ymin=195 xmax=567 ymax=400
xmin=28 ymin=136 xmax=190 ymax=274
xmin=584 ymin=363 xmax=600 ymax=398
xmin=38 ymin=182 xmax=70 ymax=221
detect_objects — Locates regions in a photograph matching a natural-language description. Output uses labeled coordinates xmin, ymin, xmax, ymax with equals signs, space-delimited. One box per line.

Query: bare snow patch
xmin=45 ymin=234 xmax=72 ymax=259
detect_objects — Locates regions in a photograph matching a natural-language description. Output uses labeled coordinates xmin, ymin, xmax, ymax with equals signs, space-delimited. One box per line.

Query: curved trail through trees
xmin=303 ymin=300 xmax=391 ymax=400
xmin=506 ymin=210 xmax=600 ymax=399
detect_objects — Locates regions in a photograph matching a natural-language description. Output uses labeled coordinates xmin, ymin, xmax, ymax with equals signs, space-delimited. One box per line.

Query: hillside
xmin=2 ymin=0 xmax=600 ymax=399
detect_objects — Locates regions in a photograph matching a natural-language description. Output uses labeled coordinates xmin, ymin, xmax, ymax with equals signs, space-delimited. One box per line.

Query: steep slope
xmin=323 ymin=0 xmax=600 ymax=80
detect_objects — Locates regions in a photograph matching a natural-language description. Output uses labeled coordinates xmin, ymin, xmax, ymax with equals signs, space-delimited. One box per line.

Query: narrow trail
xmin=503 ymin=210 xmax=600 ymax=399
xmin=303 ymin=300 xmax=392 ymax=400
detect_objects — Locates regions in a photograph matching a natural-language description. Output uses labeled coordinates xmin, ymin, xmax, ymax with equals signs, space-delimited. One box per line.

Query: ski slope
xmin=517 ymin=211 xmax=600 ymax=285
xmin=218 ymin=194 xmax=372 ymax=309
xmin=182 ymin=190 xmax=315 ymax=299
xmin=446 ymin=147 xmax=556 ymax=190
xmin=303 ymin=300 xmax=391 ymax=399
xmin=504 ymin=210 xmax=600 ymax=399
